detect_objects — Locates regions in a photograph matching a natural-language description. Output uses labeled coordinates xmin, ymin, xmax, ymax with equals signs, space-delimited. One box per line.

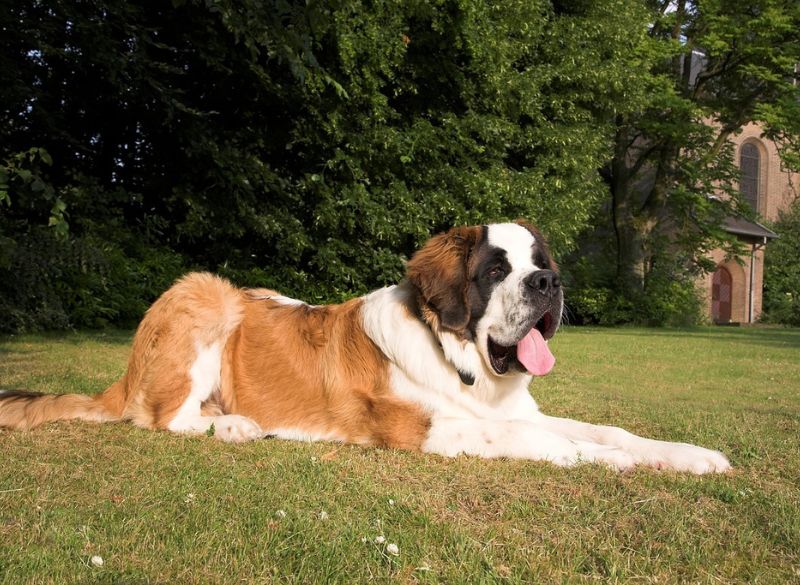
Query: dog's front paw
xmin=595 ymin=446 xmax=638 ymax=472
xmin=570 ymin=442 xmax=637 ymax=471
xmin=647 ymin=443 xmax=731 ymax=474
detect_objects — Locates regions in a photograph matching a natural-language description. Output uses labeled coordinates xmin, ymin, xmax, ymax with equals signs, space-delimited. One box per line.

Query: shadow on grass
xmin=0 ymin=389 xmax=45 ymax=397
xmin=0 ymin=329 xmax=134 ymax=347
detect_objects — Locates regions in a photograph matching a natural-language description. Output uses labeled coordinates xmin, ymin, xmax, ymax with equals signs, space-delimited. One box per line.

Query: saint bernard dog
xmin=0 ymin=221 xmax=730 ymax=473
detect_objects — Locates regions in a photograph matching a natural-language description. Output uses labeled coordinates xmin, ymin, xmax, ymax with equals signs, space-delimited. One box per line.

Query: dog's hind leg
xmin=118 ymin=272 xmax=261 ymax=442
xmin=128 ymin=341 xmax=262 ymax=443
xmin=163 ymin=342 xmax=263 ymax=443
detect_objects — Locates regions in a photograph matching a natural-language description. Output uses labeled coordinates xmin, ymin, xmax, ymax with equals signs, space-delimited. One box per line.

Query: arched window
xmin=740 ymin=143 xmax=760 ymax=212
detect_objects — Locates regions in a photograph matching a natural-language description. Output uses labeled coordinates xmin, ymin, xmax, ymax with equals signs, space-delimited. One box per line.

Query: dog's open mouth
xmin=488 ymin=312 xmax=556 ymax=376
xmin=487 ymin=337 xmax=518 ymax=375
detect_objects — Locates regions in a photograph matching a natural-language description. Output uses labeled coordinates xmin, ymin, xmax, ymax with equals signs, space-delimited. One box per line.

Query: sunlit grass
xmin=1 ymin=326 xmax=799 ymax=584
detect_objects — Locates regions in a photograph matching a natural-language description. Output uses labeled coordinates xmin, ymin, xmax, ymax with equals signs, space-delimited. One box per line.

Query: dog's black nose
xmin=524 ymin=270 xmax=561 ymax=297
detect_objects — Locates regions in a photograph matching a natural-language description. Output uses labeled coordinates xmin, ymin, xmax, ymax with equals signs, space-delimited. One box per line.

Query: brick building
xmin=700 ymin=123 xmax=798 ymax=324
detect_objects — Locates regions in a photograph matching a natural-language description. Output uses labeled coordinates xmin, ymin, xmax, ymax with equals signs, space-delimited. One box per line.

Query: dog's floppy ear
xmin=406 ymin=225 xmax=482 ymax=335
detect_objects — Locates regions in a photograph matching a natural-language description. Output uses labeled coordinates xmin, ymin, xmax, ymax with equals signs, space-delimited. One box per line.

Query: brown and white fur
xmin=0 ymin=221 xmax=731 ymax=473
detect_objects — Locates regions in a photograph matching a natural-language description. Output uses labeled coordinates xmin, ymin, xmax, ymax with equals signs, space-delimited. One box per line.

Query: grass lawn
xmin=1 ymin=326 xmax=799 ymax=584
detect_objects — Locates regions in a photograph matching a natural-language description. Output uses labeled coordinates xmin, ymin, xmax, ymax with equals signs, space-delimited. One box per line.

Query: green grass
xmin=1 ymin=326 xmax=799 ymax=584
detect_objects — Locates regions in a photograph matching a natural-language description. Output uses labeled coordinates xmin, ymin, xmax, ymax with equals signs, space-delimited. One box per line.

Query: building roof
xmin=722 ymin=216 xmax=778 ymax=241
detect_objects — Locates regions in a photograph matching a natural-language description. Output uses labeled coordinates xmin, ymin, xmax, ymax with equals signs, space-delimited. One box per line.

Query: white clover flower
xmin=275 ymin=510 xmax=287 ymax=519
xmin=388 ymin=499 xmax=395 ymax=506
xmin=374 ymin=535 xmax=385 ymax=544
xmin=318 ymin=510 xmax=329 ymax=521
xmin=386 ymin=543 xmax=400 ymax=556
xmin=184 ymin=493 xmax=196 ymax=504
xmin=90 ymin=555 xmax=104 ymax=567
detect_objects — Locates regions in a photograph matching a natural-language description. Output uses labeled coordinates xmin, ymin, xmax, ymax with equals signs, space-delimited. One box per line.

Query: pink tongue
xmin=516 ymin=328 xmax=555 ymax=376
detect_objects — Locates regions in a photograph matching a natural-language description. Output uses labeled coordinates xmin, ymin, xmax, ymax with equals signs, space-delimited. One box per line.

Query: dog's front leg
xmin=531 ymin=414 xmax=731 ymax=474
xmin=421 ymin=417 xmax=635 ymax=470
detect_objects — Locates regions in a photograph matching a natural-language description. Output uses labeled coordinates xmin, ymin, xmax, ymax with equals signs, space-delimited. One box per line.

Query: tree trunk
xmin=611 ymin=129 xmax=674 ymax=297
xmin=611 ymin=124 xmax=647 ymax=294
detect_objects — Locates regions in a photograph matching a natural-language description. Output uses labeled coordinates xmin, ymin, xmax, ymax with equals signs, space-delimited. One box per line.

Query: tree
xmin=1 ymin=0 xmax=657 ymax=330
xmin=762 ymin=199 xmax=800 ymax=325
xmin=587 ymin=0 xmax=800 ymax=323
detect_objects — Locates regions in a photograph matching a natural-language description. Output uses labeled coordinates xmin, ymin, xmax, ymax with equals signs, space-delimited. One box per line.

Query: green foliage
xmin=3 ymin=0 xmax=795 ymax=331
xmin=758 ymin=96 xmax=800 ymax=174
xmin=565 ymin=286 xmax=633 ymax=327
xmin=564 ymin=247 xmax=704 ymax=326
xmin=568 ymin=279 xmax=703 ymax=327
xmin=636 ymin=261 xmax=705 ymax=326
xmin=584 ymin=0 xmax=800 ymax=324
xmin=762 ymin=200 xmax=800 ymax=326
xmin=0 ymin=228 xmax=185 ymax=333
xmin=0 ymin=0 xmax=657 ymax=331
xmin=0 ymin=148 xmax=67 ymax=242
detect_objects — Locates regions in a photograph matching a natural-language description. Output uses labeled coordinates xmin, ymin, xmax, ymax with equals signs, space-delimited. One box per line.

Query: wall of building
xmin=700 ymin=124 xmax=796 ymax=323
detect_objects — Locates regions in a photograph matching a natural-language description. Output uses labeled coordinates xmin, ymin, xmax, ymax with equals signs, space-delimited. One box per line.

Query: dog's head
xmin=407 ymin=221 xmax=562 ymax=382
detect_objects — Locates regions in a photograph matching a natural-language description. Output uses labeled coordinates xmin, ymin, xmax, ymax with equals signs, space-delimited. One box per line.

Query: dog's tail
xmin=0 ymin=377 xmax=128 ymax=431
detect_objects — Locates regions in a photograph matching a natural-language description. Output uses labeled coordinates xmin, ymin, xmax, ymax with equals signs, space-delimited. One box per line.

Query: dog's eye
xmin=487 ymin=266 xmax=505 ymax=279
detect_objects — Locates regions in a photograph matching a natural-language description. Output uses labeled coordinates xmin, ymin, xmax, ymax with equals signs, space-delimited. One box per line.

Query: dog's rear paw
xmin=212 ymin=415 xmax=264 ymax=443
